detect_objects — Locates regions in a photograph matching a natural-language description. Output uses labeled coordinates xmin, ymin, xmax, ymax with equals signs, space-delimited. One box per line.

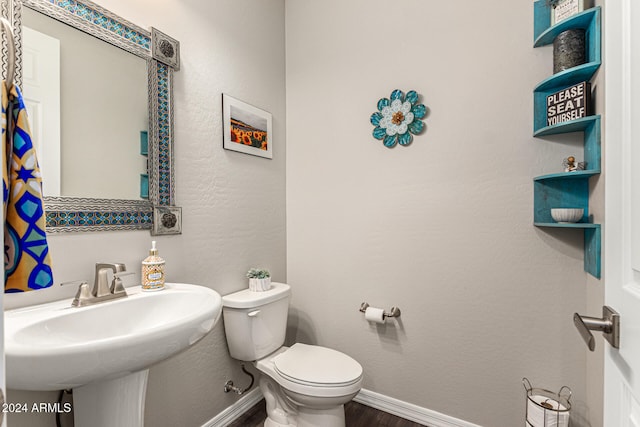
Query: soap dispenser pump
xmin=141 ymin=240 xmax=165 ymax=291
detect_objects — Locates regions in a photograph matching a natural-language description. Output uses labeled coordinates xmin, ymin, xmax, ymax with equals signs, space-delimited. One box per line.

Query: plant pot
xmin=249 ymin=277 xmax=271 ymax=292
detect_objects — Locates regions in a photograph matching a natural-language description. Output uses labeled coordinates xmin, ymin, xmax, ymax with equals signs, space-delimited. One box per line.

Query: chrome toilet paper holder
xmin=359 ymin=302 xmax=401 ymax=319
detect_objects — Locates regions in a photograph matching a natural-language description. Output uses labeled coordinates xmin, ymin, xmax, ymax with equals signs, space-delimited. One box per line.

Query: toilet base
xmin=295 ymin=405 xmax=345 ymax=427
xmin=263 ymin=405 xmax=345 ymax=427
xmin=259 ymin=374 xmax=349 ymax=427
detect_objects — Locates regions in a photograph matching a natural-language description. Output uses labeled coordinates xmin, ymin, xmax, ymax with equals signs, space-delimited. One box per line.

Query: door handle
xmin=573 ymin=306 xmax=620 ymax=351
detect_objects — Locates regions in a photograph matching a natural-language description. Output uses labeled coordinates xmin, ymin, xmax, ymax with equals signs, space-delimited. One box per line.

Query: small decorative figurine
xmin=562 ymin=156 xmax=585 ymax=172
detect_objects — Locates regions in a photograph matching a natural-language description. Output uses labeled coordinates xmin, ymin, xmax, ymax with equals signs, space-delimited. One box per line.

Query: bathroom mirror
xmin=22 ymin=6 xmax=148 ymax=200
xmin=0 ymin=0 xmax=182 ymax=233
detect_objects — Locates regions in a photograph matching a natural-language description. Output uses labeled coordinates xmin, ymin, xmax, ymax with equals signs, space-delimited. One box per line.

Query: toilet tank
xmin=222 ymin=282 xmax=290 ymax=361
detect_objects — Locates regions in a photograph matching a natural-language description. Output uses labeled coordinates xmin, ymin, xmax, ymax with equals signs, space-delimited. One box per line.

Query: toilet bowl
xmin=222 ymin=283 xmax=363 ymax=427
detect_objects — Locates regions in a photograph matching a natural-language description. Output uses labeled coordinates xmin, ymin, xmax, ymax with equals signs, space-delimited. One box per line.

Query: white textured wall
xmin=285 ymin=1 xmax=598 ymax=426
xmin=6 ymin=0 xmax=286 ymax=426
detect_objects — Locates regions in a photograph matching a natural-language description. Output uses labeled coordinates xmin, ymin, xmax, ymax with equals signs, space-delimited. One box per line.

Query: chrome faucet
xmin=71 ymin=263 xmax=131 ymax=307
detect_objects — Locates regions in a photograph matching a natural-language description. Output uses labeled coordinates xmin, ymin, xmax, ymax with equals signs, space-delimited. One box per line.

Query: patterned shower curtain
xmin=2 ymin=81 xmax=53 ymax=292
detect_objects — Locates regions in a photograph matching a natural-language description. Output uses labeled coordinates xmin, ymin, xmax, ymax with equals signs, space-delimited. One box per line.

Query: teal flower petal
xmin=408 ymin=120 xmax=424 ymax=135
xmin=406 ymin=90 xmax=418 ymax=105
xmin=372 ymin=126 xmax=386 ymax=140
xmin=398 ymin=132 xmax=413 ymax=146
xmin=412 ymin=104 xmax=426 ymax=119
xmin=383 ymin=135 xmax=397 ymax=147
xmin=370 ymin=112 xmax=382 ymax=126
xmin=390 ymin=89 xmax=404 ymax=102
xmin=377 ymin=98 xmax=390 ymax=111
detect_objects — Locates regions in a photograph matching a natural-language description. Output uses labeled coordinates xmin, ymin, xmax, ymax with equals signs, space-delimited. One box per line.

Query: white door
xmin=603 ymin=0 xmax=640 ymax=424
xmin=21 ymin=26 xmax=61 ymax=197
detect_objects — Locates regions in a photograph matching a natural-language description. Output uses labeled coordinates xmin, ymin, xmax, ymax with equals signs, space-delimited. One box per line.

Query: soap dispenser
xmin=141 ymin=240 xmax=165 ymax=291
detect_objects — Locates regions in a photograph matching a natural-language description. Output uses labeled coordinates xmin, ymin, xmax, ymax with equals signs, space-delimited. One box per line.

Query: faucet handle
xmin=111 ymin=272 xmax=135 ymax=295
xmin=61 ymin=279 xmax=88 ymax=287
xmin=71 ymin=282 xmax=91 ymax=307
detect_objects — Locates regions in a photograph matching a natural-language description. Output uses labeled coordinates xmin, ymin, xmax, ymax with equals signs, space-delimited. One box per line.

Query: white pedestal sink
xmin=5 ymin=283 xmax=222 ymax=427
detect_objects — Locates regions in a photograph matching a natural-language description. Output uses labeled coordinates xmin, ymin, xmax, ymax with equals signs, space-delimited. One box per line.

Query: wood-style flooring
xmin=227 ymin=399 xmax=427 ymax=427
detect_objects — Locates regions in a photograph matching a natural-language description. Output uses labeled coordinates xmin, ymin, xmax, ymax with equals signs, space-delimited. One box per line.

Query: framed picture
xmin=222 ymin=94 xmax=273 ymax=159
xmin=551 ymin=0 xmax=587 ymax=26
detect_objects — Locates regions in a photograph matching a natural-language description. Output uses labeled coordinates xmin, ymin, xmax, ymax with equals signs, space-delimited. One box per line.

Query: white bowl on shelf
xmin=551 ymin=208 xmax=584 ymax=223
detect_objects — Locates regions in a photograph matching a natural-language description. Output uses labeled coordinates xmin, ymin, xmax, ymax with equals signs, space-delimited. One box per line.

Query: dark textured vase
xmin=553 ymin=29 xmax=586 ymax=73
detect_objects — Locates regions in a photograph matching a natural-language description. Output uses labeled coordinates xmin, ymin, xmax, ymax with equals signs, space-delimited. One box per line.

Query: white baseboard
xmin=201 ymin=387 xmax=481 ymax=427
xmin=354 ymin=388 xmax=482 ymax=427
xmin=202 ymin=388 xmax=263 ymax=427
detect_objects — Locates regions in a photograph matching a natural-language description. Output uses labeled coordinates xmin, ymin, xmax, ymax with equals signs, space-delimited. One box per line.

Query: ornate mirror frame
xmin=1 ymin=0 xmax=182 ymax=234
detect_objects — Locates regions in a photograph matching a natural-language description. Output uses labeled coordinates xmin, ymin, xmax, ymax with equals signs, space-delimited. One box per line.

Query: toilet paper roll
xmin=526 ymin=395 xmax=569 ymax=427
xmin=365 ymin=307 xmax=386 ymax=324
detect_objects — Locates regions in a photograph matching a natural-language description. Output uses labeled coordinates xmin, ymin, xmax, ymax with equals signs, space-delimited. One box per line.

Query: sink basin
xmin=6 ymin=283 xmax=222 ymax=391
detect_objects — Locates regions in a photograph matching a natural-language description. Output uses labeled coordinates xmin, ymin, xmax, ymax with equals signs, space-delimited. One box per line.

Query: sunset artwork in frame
xmin=222 ymin=94 xmax=273 ymax=159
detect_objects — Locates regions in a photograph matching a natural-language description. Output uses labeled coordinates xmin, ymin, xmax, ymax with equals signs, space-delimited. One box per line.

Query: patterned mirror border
xmin=1 ymin=0 xmax=178 ymax=232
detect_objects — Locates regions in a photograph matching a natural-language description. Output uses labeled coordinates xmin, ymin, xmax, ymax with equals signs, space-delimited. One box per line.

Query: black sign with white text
xmin=546 ymin=81 xmax=591 ymax=127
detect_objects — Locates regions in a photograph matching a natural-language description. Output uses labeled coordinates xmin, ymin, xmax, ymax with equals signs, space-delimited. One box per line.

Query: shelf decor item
xmin=551 ymin=208 xmax=584 ymax=223
xmin=553 ymin=29 xmax=586 ymax=73
xmin=562 ymin=156 xmax=585 ymax=172
xmin=370 ymin=89 xmax=426 ymax=148
xmin=223 ymin=94 xmax=273 ymax=159
xmin=246 ymin=268 xmax=271 ymax=292
xmin=549 ymin=0 xmax=588 ymax=26
xmin=546 ymin=81 xmax=590 ymax=127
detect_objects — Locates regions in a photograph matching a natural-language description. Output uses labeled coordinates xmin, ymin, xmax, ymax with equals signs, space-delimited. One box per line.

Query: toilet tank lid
xmin=222 ymin=282 xmax=290 ymax=309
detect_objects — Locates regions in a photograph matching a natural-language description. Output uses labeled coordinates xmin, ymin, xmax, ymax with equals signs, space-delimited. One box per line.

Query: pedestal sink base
xmin=74 ymin=370 xmax=149 ymax=427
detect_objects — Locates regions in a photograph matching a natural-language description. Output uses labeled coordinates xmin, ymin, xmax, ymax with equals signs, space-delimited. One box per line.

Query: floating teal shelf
xmin=534 ymin=222 xmax=600 ymax=229
xmin=533 ymin=115 xmax=599 ymax=137
xmin=140 ymin=174 xmax=149 ymax=199
xmin=534 ymin=175 xmax=590 ymax=223
xmin=532 ymin=3 xmax=601 ymax=278
xmin=532 ymin=6 xmax=601 ymax=134
xmin=140 ymin=130 xmax=149 ymax=156
xmin=535 ymin=116 xmax=601 ymax=174
xmin=534 ymin=170 xmax=600 ymax=182
xmin=534 ymin=62 xmax=600 ymax=92
xmin=534 ymin=5 xmax=601 ymax=48
xmin=534 ymin=223 xmax=601 ymax=279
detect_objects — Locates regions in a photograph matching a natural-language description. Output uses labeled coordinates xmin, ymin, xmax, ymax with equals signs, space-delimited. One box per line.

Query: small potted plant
xmin=246 ymin=268 xmax=271 ymax=292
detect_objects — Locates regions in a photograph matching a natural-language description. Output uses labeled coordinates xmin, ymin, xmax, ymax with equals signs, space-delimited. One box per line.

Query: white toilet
xmin=222 ymin=282 xmax=363 ymax=427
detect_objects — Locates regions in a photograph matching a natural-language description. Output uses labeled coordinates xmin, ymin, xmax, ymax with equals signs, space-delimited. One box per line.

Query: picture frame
xmin=222 ymin=94 xmax=273 ymax=159
xmin=551 ymin=0 xmax=587 ymax=26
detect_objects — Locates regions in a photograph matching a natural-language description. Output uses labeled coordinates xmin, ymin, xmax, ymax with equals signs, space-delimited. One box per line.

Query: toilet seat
xmin=273 ymin=343 xmax=363 ymax=387
xmin=256 ymin=344 xmax=363 ymax=399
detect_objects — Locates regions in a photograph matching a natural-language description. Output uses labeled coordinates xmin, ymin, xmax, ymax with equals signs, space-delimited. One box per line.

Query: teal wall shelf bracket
xmin=584 ymin=225 xmax=601 ymax=278
xmin=534 ymin=223 xmax=601 ymax=279
xmin=534 ymin=62 xmax=601 ymax=92
xmin=534 ymin=116 xmax=601 ymax=171
xmin=534 ymin=176 xmax=590 ymax=223
xmin=534 ymin=5 xmax=601 ymax=49
xmin=140 ymin=130 xmax=149 ymax=156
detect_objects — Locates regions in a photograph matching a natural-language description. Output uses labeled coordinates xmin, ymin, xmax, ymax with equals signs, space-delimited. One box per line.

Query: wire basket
xmin=523 ymin=378 xmax=571 ymax=427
